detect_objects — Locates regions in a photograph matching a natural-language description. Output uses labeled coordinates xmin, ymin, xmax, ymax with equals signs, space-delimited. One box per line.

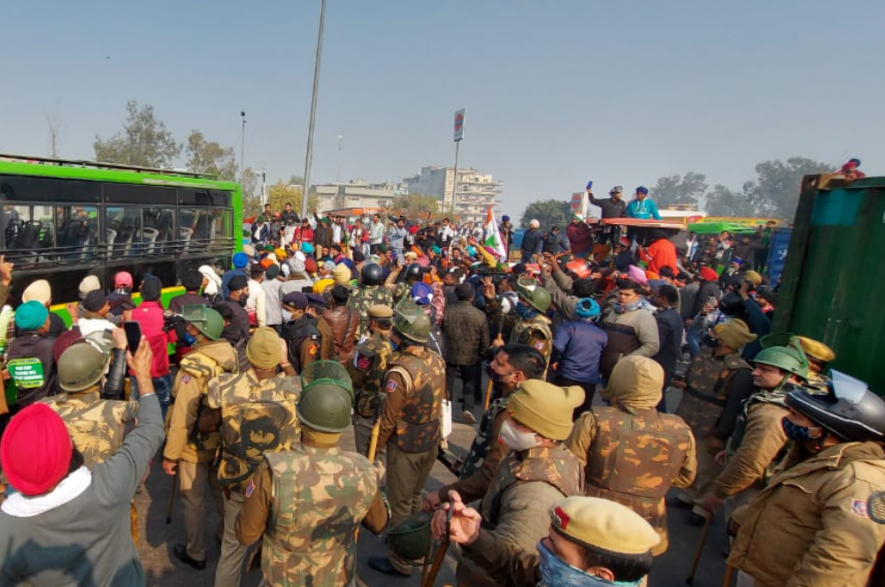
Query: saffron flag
xmin=483 ymin=206 xmax=507 ymax=261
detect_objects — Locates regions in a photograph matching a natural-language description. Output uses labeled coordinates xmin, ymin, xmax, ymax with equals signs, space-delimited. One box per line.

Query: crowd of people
xmin=0 ymin=185 xmax=883 ymax=587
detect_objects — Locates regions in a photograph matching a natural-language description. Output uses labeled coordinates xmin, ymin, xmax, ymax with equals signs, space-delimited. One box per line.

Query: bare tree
xmin=45 ymin=111 xmax=63 ymax=158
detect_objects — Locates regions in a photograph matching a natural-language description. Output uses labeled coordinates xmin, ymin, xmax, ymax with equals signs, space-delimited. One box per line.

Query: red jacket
xmin=566 ymin=221 xmax=594 ymax=256
xmin=130 ymin=301 xmax=174 ymax=378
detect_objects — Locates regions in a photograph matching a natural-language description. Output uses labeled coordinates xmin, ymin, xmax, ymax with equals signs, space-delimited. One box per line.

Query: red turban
xmin=699 ymin=267 xmax=718 ymax=282
xmin=1 ymin=403 xmax=73 ymax=495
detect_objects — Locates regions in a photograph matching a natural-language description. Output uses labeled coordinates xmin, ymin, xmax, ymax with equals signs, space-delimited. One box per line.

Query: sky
xmin=2 ymin=0 xmax=883 ymax=219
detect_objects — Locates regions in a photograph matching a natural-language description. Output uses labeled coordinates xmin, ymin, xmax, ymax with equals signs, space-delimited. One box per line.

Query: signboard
xmin=766 ymin=227 xmax=791 ymax=287
xmin=454 ymin=109 xmax=465 ymax=142
xmin=569 ymin=192 xmax=586 ymax=217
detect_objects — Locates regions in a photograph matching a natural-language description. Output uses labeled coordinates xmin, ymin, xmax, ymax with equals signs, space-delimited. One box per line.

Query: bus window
xmin=143 ymin=208 xmax=174 ymax=255
xmin=56 ymin=205 xmax=98 ymax=262
xmin=209 ymin=208 xmax=232 ymax=247
xmin=3 ymin=205 xmax=56 ymax=266
xmin=105 ymin=207 xmax=141 ymax=256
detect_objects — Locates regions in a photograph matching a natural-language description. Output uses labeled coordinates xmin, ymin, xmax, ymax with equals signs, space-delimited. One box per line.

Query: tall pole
xmin=301 ymin=0 xmax=327 ymax=220
xmin=451 ymin=140 xmax=460 ymax=216
xmin=240 ymin=111 xmax=246 ymax=183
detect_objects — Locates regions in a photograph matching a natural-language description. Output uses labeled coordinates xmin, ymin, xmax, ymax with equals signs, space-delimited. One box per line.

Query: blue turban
xmin=15 ymin=301 xmax=49 ymax=331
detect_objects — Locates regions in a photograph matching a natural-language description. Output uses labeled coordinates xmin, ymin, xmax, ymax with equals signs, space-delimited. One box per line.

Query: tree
xmin=704 ymin=184 xmax=754 ymax=217
xmin=741 ymin=157 xmax=830 ymax=220
xmin=241 ymin=167 xmax=262 ymax=217
xmin=259 ymin=180 xmax=318 ymax=219
xmin=652 ymin=172 xmax=708 ymax=208
xmin=520 ymin=199 xmax=571 ymax=230
xmin=390 ymin=193 xmax=440 ymax=219
xmin=45 ymin=111 xmax=63 ymax=158
xmin=94 ymin=100 xmax=181 ymax=168
xmin=185 ymin=130 xmax=237 ymax=180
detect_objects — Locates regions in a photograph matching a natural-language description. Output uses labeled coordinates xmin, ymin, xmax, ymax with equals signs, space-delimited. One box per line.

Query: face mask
xmin=515 ymin=303 xmax=536 ymax=321
xmin=486 ymin=363 xmax=503 ymax=383
xmin=181 ymin=332 xmax=197 ymax=347
xmin=237 ymin=296 xmax=248 ymax=307
xmin=781 ymin=417 xmax=823 ymax=442
xmin=537 ymin=539 xmax=642 ymax=587
xmin=498 ymin=419 xmax=540 ymax=452
xmin=701 ymin=334 xmax=719 ymax=349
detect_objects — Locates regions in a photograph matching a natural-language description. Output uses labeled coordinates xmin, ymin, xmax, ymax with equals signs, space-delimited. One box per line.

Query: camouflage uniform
xmin=375 ymin=344 xmax=446 ymax=574
xmin=236 ymin=445 xmax=378 ymax=587
xmin=40 ymin=391 xmax=138 ymax=467
xmin=510 ymin=314 xmax=553 ymax=374
xmin=568 ymin=406 xmax=696 ymax=555
xmin=347 ymin=285 xmax=394 ymax=337
xmin=457 ymin=445 xmax=583 ymax=587
xmin=675 ymin=348 xmax=753 ymax=503
xmin=164 ymin=340 xmax=237 ymax=563
xmin=207 ymin=370 xmax=303 ymax=587
xmin=347 ymin=330 xmax=397 ymax=459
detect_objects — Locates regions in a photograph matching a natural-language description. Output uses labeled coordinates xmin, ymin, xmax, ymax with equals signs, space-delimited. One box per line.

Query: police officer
xmin=493 ymin=279 xmax=553 ymax=375
xmin=347 ymin=305 xmax=397 ymax=461
xmin=368 ymin=305 xmax=446 ymax=577
xmin=280 ymin=292 xmax=322 ymax=372
xmin=307 ymin=293 xmax=336 ymax=361
xmin=235 ymin=362 xmax=388 ymax=586
xmin=697 ymin=335 xmax=808 ymax=521
xmin=347 ymin=263 xmax=394 ymax=337
xmin=204 ymin=327 xmax=301 ymax=587
xmin=41 ymin=330 xmax=136 ymax=467
xmin=163 ymin=305 xmax=238 ymax=571
xmin=568 ymin=356 xmax=697 ymax=556
xmin=384 ymin=262 xmax=425 ymax=304
xmin=729 ymin=372 xmax=885 ymax=587
xmin=674 ymin=319 xmax=756 ymax=522
xmin=797 ymin=335 xmax=836 ymax=390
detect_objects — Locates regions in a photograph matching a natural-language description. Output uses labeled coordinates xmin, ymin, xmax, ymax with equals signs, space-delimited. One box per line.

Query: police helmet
xmin=297 ymin=382 xmax=353 ymax=433
xmin=361 ymin=263 xmax=384 ymax=287
xmin=754 ymin=334 xmax=809 ymax=381
xmin=392 ymin=302 xmax=431 ymax=343
xmin=58 ymin=342 xmax=109 ymax=392
xmin=786 ymin=371 xmax=885 ymax=442
xmin=180 ymin=304 xmax=224 ymax=341
xmin=404 ymin=263 xmax=424 ymax=281
xmin=516 ymin=278 xmax=551 ymax=313
xmin=388 ymin=513 xmax=432 ymax=561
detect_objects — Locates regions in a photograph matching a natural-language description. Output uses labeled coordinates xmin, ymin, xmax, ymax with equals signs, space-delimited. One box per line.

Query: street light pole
xmin=239 ymin=111 xmax=247 ymax=183
xmin=301 ymin=0 xmax=327 ymax=220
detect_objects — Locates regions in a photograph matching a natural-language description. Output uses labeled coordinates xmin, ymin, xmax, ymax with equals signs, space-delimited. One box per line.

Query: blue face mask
xmin=537 ymin=540 xmax=642 ymax=587
xmin=515 ymin=303 xmax=537 ymax=321
xmin=781 ymin=417 xmax=822 ymax=442
xmin=181 ymin=332 xmax=197 ymax=347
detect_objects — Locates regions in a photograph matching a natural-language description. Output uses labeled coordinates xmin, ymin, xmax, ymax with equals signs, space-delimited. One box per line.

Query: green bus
xmin=0 ymin=154 xmax=243 ymax=309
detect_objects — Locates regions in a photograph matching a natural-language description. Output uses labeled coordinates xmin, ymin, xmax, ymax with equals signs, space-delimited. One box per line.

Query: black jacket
xmin=7 ymin=332 xmax=56 ymax=406
xmin=652 ymin=308 xmax=684 ymax=384
xmin=588 ymin=193 xmax=626 ymax=219
xmin=520 ymin=228 xmax=543 ymax=255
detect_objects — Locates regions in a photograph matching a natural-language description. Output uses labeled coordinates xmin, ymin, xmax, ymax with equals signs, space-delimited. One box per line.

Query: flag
xmin=483 ymin=206 xmax=507 ymax=261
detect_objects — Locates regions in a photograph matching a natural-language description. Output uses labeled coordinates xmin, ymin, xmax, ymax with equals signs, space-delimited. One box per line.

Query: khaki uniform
xmin=164 ymin=340 xmax=238 ymax=562
xmin=206 ymin=370 xmax=302 ymax=587
xmin=510 ymin=314 xmax=553 ymax=374
xmin=458 ymin=445 xmax=583 ymax=587
xmin=235 ymin=445 xmax=387 ymax=587
xmin=568 ymin=406 xmax=696 ymax=554
xmin=376 ymin=344 xmax=446 ymax=574
xmin=676 ymin=349 xmax=752 ymax=503
xmin=729 ymin=442 xmax=885 ymax=587
xmin=347 ymin=331 xmax=397 ymax=459
xmin=40 ymin=390 xmax=138 ymax=467
xmin=347 ymin=285 xmax=394 ymax=337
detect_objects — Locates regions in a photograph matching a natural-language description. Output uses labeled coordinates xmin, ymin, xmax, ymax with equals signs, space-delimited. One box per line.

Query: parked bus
xmin=0 ymin=154 xmax=242 ymax=309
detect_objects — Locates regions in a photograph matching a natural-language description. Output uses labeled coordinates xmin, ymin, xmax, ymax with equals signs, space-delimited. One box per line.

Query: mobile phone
xmin=707 ymin=296 xmax=716 ymax=306
xmin=123 ymin=321 xmax=142 ymax=353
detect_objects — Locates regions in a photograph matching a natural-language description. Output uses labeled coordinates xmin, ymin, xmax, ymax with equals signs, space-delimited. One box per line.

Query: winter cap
xmin=604 ymin=356 xmax=664 ymax=413
xmin=0 ymin=403 xmax=73 ymax=496
xmin=78 ymin=275 xmax=101 ymax=298
xmin=713 ymin=319 xmax=757 ymax=351
xmin=265 ymin=264 xmax=281 ymax=280
xmin=246 ymin=327 xmax=282 ymax=370
xmin=232 ymin=252 xmax=249 ymax=269
xmin=550 ymin=496 xmax=660 ymax=557
xmin=140 ymin=275 xmax=162 ymax=301
xmin=114 ymin=271 xmax=134 ymax=288
xmin=22 ymin=280 xmax=51 ymax=305
xmin=333 ymin=263 xmax=352 ymax=286
xmin=15 ymin=300 xmax=49 ymax=331
xmin=182 ymin=269 xmax=204 ymax=291
xmin=228 ymin=274 xmax=248 ymax=292
xmin=82 ymin=290 xmax=108 ymax=313
xmin=507 ymin=380 xmax=584 ymax=440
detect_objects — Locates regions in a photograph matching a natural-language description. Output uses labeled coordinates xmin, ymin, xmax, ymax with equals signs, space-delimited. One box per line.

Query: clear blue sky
xmin=2 ymin=0 xmax=883 ymax=218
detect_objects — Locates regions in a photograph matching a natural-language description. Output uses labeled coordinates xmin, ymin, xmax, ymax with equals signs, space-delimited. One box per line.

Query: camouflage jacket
xmin=377 ymin=345 xmax=446 ymax=453
xmin=164 ymin=340 xmax=238 ymax=463
xmin=568 ymin=406 xmax=697 ymax=555
xmin=207 ymin=370 xmax=302 ymax=492
xmin=677 ymin=349 xmax=752 ymax=438
xmin=261 ymin=446 xmax=377 ymax=587
xmin=347 ymin=285 xmax=393 ymax=337
xmin=347 ymin=331 xmax=397 ymax=420
xmin=40 ymin=390 xmax=138 ymax=468
xmin=509 ymin=314 xmax=553 ymax=373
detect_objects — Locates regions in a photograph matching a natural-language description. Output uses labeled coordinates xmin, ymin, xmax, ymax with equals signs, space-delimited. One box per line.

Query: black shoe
xmin=173 ymin=543 xmax=206 ymax=570
xmin=368 ymin=556 xmax=409 ymax=577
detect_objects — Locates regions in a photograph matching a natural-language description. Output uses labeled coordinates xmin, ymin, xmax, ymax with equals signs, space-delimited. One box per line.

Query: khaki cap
xmin=550 ymin=496 xmax=660 ymax=556
xmin=507 ymin=379 xmax=584 ymax=441
xmin=797 ymin=336 xmax=836 ymax=363
xmin=246 ymin=327 xmax=282 ymax=370
xmin=368 ymin=305 xmax=393 ymax=319
xmin=714 ymin=319 xmax=758 ymax=350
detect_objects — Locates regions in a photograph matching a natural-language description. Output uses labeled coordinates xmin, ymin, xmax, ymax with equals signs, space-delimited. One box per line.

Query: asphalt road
xmin=136 ymin=386 xmax=728 ymax=587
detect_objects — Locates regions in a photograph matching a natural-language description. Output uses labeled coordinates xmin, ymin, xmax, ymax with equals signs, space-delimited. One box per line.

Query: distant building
xmin=311 ymin=179 xmax=408 ymax=213
xmin=403 ymin=166 xmax=502 ymax=223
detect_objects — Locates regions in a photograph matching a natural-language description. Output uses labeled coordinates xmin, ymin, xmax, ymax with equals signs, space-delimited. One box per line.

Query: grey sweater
xmin=0 ymin=395 xmax=165 ymax=587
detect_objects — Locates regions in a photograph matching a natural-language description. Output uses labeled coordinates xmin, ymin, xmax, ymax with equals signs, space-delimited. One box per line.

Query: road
xmin=136 ymin=386 xmax=728 ymax=587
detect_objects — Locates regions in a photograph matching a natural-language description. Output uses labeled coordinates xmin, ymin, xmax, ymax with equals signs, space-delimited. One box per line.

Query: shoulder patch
xmin=386 ymin=379 xmax=398 ymax=392
xmin=851 ymin=499 xmax=869 ymax=518
xmin=534 ymin=342 xmax=545 ymax=351
xmin=182 ymin=375 xmax=191 ymax=384
xmin=245 ymin=479 xmax=255 ymax=498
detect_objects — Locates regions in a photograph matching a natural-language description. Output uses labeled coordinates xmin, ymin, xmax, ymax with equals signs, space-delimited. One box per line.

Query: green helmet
xmin=58 ymin=342 xmax=109 ymax=392
xmin=297 ymin=382 xmax=354 ymax=433
xmin=180 ymin=304 xmax=224 ymax=340
xmin=388 ymin=513 xmax=431 ymax=562
xmin=301 ymin=360 xmax=354 ymax=397
xmin=516 ymin=278 xmax=551 ymax=313
xmin=392 ymin=301 xmax=431 ymax=343
xmin=754 ymin=334 xmax=809 ymax=381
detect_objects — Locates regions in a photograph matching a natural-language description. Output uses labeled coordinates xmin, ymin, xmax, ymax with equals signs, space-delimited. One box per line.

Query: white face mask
xmin=498 ymin=419 xmax=540 ymax=452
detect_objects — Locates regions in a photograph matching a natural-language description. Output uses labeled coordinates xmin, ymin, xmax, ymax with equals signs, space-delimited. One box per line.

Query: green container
xmin=774 ymin=175 xmax=885 ymax=394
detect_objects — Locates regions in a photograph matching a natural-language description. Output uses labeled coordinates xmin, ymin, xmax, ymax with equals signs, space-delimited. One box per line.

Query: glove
xmin=586 ymin=180 xmax=593 ymax=190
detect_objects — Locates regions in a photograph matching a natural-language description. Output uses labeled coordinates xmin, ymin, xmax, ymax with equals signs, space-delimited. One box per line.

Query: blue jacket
xmin=552 ymin=320 xmax=608 ymax=383
xmin=625 ymin=198 xmax=662 ymax=220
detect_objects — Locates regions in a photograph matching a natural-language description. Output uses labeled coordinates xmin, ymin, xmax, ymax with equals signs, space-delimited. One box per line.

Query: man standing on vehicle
xmin=519 ymin=219 xmax=543 ymax=263
xmin=163 ymin=305 xmax=237 ymax=571
xmin=369 ymin=213 xmax=385 ymax=254
xmin=587 ymin=182 xmax=627 ymax=246
xmin=625 ymin=186 xmax=662 ymax=220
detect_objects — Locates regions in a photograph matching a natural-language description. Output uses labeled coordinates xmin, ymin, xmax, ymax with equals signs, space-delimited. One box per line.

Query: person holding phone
xmin=128 ymin=275 xmax=175 ymax=418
